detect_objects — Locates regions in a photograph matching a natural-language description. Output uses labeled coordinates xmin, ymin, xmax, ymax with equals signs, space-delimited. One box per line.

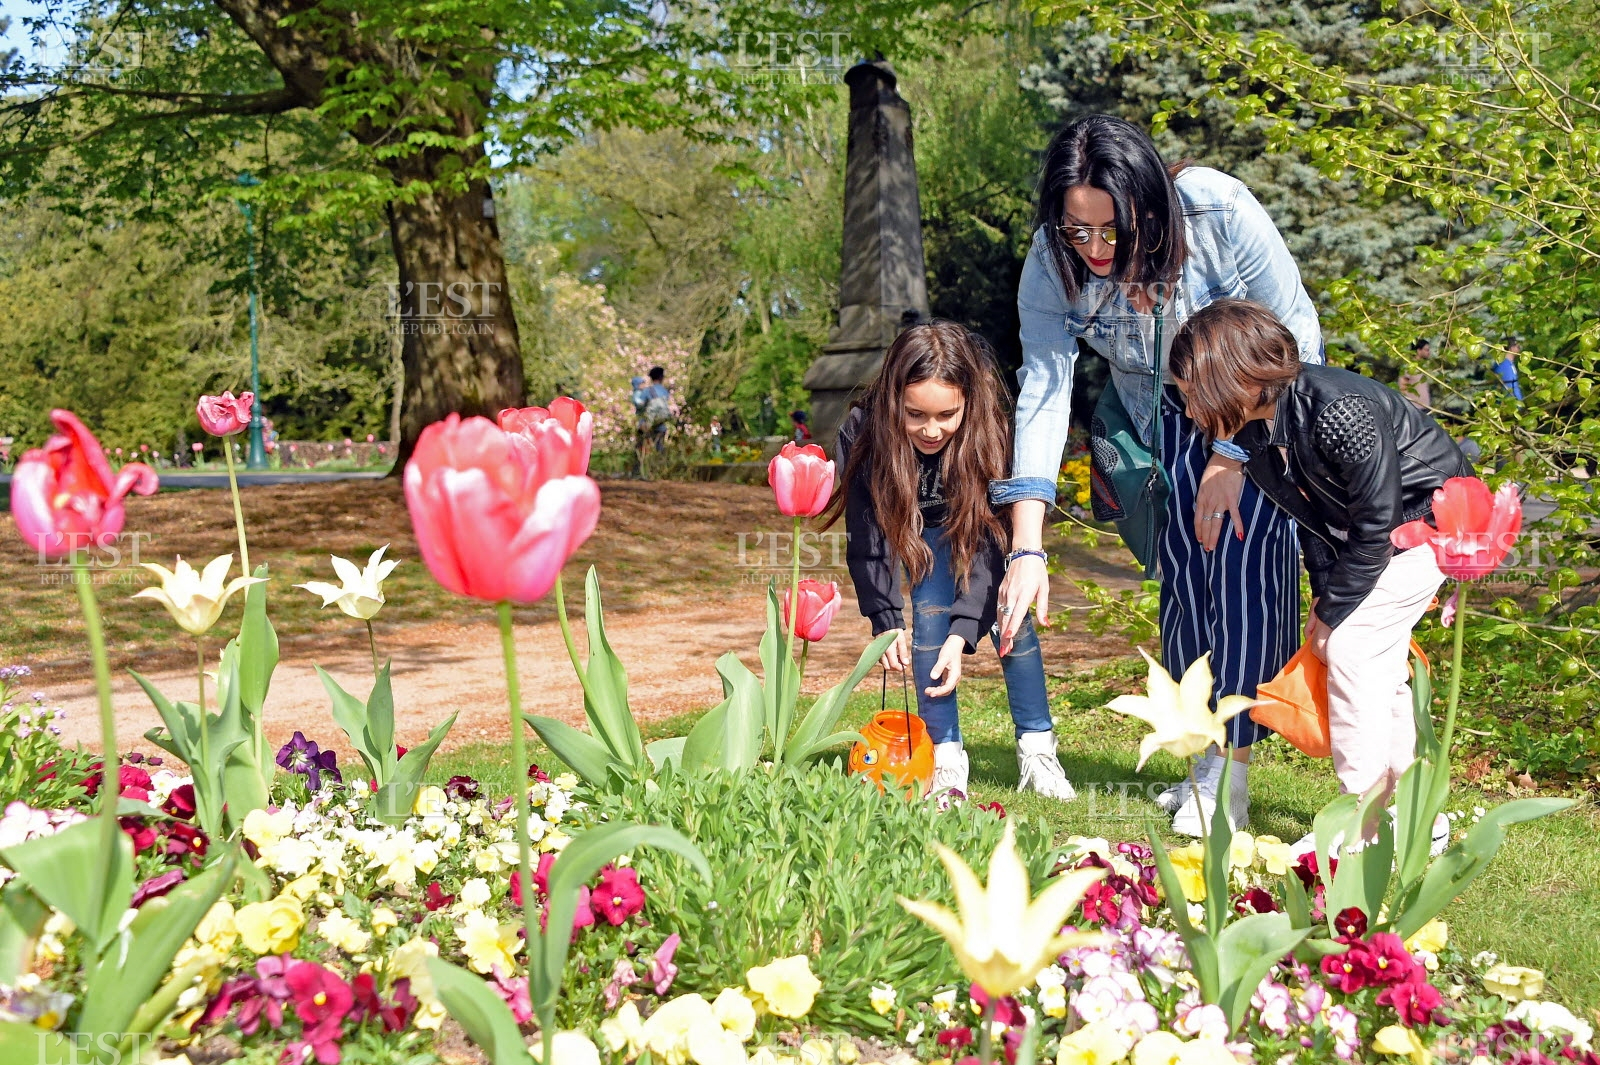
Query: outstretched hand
xmin=925 ymin=634 xmax=966 ymax=697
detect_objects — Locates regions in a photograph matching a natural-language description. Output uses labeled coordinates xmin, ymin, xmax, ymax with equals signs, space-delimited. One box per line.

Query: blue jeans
xmin=911 ymin=526 xmax=1054 ymax=745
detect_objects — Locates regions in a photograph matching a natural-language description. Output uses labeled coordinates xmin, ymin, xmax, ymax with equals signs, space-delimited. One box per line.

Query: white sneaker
xmin=1171 ymin=760 xmax=1248 ymax=836
xmin=1155 ymin=753 xmax=1221 ymax=813
xmin=929 ymin=741 xmax=969 ymax=799
xmin=1016 ymin=731 xmax=1076 ymax=801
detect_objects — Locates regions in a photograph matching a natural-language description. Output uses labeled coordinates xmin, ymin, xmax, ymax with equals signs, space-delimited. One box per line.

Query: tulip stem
xmin=780 ymin=515 xmax=802 ymax=753
xmin=799 ymin=640 xmax=810 ymax=686
xmin=223 ymin=439 xmax=251 ymax=576
xmin=196 ymin=636 xmax=211 ymax=781
xmin=495 ymin=600 xmax=542 ymax=1053
xmin=1441 ymin=583 xmax=1468 ymax=763
xmin=73 ymin=553 xmax=119 ymax=962
xmin=366 ymin=619 xmax=380 ymax=677
xmin=976 ymin=994 xmax=997 ymax=1065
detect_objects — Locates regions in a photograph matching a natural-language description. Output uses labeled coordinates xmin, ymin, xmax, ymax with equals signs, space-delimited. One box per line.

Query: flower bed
xmin=0 ymin=399 xmax=1588 ymax=1065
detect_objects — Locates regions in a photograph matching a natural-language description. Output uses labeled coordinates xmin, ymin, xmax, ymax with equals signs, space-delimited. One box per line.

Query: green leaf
xmin=1214 ymin=912 xmax=1311 ymax=1032
xmin=1326 ymin=786 xmax=1393 ymax=925
xmin=711 ymin=653 xmax=764 ymax=770
xmin=233 ymin=565 xmax=279 ymax=798
xmin=679 ymin=699 xmax=732 ymax=775
xmin=1392 ymin=756 xmax=1447 ymax=890
xmin=316 ymin=665 xmax=383 ymax=781
xmin=425 ymin=957 xmax=530 ymax=1065
xmin=367 ymin=663 xmax=398 ymax=781
xmin=0 ymin=818 xmax=133 ymax=955
xmin=1410 ymin=647 xmax=1437 ymax=760
xmin=0 ymin=879 xmax=49 ymax=985
xmin=373 ymin=711 xmax=458 ymax=825
xmin=523 ymin=714 xmax=619 ymax=786
xmin=797 ymin=730 xmax=867 ymax=760
xmin=760 ymin=584 xmax=800 ymax=756
xmin=645 ymin=737 xmax=685 ymax=770
xmin=783 ymin=631 xmax=897 ymax=764
xmin=1202 ymin=756 xmax=1237 ymax=937
xmin=581 ymin=567 xmax=647 ymax=769
xmin=536 ymin=823 xmax=710 ymax=1015
xmin=1146 ymin=822 xmax=1219 ymax=998
xmin=78 ymin=848 xmax=238 ymax=1039
xmin=0 ymin=1023 xmax=72 ymax=1064
xmin=1389 ymin=797 xmax=1574 ymax=939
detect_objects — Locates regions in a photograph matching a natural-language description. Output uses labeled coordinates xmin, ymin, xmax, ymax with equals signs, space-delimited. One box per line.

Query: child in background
xmin=823 ymin=320 xmax=1077 ymax=801
xmin=1168 ymin=299 xmax=1470 ymax=848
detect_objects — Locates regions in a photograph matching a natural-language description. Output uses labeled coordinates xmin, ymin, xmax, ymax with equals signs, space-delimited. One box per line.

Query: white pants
xmin=1313 ymin=545 xmax=1446 ymax=797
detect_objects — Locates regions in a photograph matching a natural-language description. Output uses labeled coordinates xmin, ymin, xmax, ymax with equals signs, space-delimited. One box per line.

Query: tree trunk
xmin=384 ymin=150 xmax=525 ymax=469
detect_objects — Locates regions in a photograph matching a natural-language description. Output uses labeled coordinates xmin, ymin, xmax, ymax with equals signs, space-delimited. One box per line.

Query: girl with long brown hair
xmin=825 ymin=320 xmax=1076 ymax=800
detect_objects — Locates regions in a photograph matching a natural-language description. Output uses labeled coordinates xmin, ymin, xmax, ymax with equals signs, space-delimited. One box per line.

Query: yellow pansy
xmin=712 ymin=987 xmax=758 ymax=1041
xmin=1058 ymin=1020 xmax=1132 ymax=1065
xmin=1373 ymin=1024 xmax=1432 ymax=1065
xmin=413 ymin=784 xmax=447 ymax=818
xmin=281 ymin=873 xmax=321 ymax=901
xmin=1227 ymin=832 xmax=1255 ymax=870
xmin=868 ymin=984 xmax=897 ymax=1017
xmin=1252 ymin=836 xmax=1295 ymax=876
xmin=642 ymin=993 xmax=716 ymax=1065
xmin=689 ymin=1018 xmax=748 ymax=1065
xmin=195 ymin=900 xmax=238 ymax=954
xmin=456 ymin=910 xmax=520 ymax=975
xmin=798 ymin=1040 xmax=837 ymax=1065
xmin=529 ymin=1031 xmax=602 ymax=1065
xmin=370 ymin=906 xmax=400 ymax=935
xmin=242 ymin=806 xmax=296 ymax=850
xmin=1167 ymin=844 xmax=1207 ymax=903
xmin=235 ymin=896 xmax=304 ymax=955
xmin=600 ymin=1001 xmax=647 ymax=1057
xmin=1405 ymin=918 xmax=1448 ymax=956
xmin=1483 ymin=963 xmax=1545 ymax=1001
xmin=319 ymin=910 xmax=372 ymax=954
xmin=746 ymin=956 xmax=821 ymax=1019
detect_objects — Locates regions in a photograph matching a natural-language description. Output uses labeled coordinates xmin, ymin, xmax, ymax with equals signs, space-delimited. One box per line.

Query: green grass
xmin=430 ymin=663 xmax=1600 ymax=1014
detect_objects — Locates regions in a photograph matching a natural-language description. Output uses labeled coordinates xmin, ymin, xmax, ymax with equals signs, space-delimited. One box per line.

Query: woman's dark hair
xmin=821 ymin=321 xmax=1009 ymax=586
xmin=1035 ymin=114 xmax=1189 ymax=304
xmin=1168 ymin=299 xmax=1302 ymax=438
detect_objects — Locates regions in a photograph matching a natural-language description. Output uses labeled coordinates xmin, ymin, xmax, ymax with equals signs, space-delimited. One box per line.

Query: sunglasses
xmin=1058 ymin=224 xmax=1120 ymax=247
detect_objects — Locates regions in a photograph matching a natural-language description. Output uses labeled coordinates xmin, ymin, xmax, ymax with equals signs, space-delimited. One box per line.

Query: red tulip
xmin=196 ymin=391 xmax=254 ymax=437
xmin=403 ymin=414 xmax=599 ymax=604
xmin=1392 ymin=476 xmax=1522 ymax=579
xmin=768 ymin=442 xmax=834 ymax=517
xmin=10 ymin=410 xmax=158 ymax=560
xmin=498 ymin=397 xmax=593 ymax=477
xmin=782 ymin=579 xmax=842 ymax=641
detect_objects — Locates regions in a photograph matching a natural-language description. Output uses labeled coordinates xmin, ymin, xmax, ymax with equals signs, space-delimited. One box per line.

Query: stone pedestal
xmin=804 ymin=60 xmax=930 ymax=449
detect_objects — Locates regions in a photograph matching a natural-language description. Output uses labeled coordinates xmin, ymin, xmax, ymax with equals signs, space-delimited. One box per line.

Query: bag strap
xmin=1151 ymin=302 xmax=1165 ymax=460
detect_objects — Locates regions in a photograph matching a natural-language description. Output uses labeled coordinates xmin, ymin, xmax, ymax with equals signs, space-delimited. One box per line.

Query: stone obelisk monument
xmin=803 ymin=60 xmax=930 ymax=448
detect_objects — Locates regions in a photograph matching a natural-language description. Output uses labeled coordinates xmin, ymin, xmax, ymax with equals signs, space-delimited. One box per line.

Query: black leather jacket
xmin=834 ymin=407 xmax=1000 ymax=652
xmin=1234 ymin=365 xmax=1472 ymax=630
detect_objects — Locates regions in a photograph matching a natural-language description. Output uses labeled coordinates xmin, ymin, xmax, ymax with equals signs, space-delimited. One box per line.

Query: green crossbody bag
xmin=1088 ymin=304 xmax=1170 ymax=579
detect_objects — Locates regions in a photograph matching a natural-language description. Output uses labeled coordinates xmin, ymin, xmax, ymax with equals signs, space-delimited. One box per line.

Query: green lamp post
xmin=234 ymin=172 xmax=268 ymax=469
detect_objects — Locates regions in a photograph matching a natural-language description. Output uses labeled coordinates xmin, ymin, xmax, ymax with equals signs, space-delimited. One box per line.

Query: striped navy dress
xmin=1157 ymin=386 xmax=1300 ymax=747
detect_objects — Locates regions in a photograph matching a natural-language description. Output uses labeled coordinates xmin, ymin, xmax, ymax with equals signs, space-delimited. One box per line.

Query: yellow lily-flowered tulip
xmin=294 ymin=545 xmax=400 ymax=620
xmin=897 ymin=822 xmax=1107 ymax=998
xmin=134 ymin=554 xmax=265 ymax=636
xmin=1106 ymin=649 xmax=1256 ymax=769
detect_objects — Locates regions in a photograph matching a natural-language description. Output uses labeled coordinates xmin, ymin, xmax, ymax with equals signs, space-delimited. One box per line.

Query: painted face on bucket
xmin=903 ymin=379 xmax=965 ymax=455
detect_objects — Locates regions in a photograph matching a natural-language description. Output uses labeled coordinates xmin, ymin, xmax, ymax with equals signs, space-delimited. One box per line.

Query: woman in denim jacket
xmin=992 ymin=115 xmax=1323 ymax=834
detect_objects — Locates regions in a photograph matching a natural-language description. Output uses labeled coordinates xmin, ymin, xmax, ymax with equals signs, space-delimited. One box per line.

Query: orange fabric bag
xmin=1250 ymin=640 xmax=1430 ymax=759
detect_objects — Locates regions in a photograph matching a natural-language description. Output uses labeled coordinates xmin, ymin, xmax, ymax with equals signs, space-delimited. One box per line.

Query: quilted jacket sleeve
xmin=1311 ymin=394 xmax=1404 ymax=630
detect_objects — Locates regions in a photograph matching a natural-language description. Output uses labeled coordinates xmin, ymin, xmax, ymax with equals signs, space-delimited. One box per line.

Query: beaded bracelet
xmin=1004 ymin=548 xmax=1048 ymax=570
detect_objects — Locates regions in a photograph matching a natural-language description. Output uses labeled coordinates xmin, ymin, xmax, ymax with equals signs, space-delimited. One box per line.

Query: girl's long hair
xmin=822 ymin=320 xmax=1009 ymax=586
xmin=1035 ymin=114 xmax=1190 ymax=304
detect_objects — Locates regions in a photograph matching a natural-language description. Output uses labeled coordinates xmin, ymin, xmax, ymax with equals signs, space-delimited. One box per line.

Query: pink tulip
xmin=498 ymin=397 xmax=593 ymax=477
xmin=196 ymin=391 xmax=253 ymax=437
xmin=191 ymin=442 xmax=204 ymax=453
xmin=768 ymin=442 xmax=834 ymax=517
xmin=403 ymin=414 xmax=600 ymax=604
xmin=10 ymin=410 xmax=158 ymax=560
xmin=782 ymin=579 xmax=842 ymax=641
xmin=1392 ymin=476 xmax=1523 ymax=580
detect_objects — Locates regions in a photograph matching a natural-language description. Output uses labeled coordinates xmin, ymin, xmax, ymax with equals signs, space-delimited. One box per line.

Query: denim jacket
xmin=993 ymin=166 xmax=1324 ymax=506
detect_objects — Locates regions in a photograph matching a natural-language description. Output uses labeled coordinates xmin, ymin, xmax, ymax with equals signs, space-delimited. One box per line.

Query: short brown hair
xmin=1168 ymin=299 xmax=1302 ymax=438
